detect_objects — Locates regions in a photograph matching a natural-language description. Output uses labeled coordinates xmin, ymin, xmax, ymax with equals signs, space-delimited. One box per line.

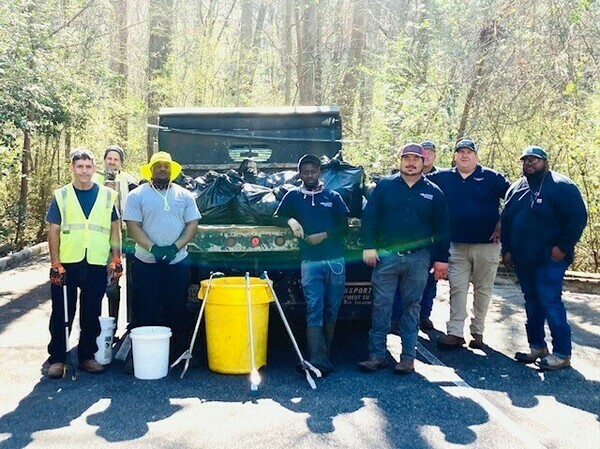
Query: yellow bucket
xmin=199 ymin=276 xmax=274 ymax=374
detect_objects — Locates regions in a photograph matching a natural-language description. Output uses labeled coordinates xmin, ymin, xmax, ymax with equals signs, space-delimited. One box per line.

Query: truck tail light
xmin=226 ymin=236 xmax=237 ymax=247
xmin=250 ymin=237 xmax=261 ymax=247
xmin=274 ymin=236 xmax=285 ymax=246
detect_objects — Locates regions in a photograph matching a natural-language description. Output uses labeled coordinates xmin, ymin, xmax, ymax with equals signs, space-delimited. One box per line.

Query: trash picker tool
xmin=171 ymin=271 xmax=224 ymax=378
xmin=261 ymin=271 xmax=321 ymax=389
xmin=62 ymin=283 xmax=77 ymax=380
xmin=245 ymin=272 xmax=261 ymax=394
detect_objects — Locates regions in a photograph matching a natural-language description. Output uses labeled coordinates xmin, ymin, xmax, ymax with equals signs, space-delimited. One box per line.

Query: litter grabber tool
xmin=62 ymin=284 xmax=77 ymax=380
xmin=245 ymin=272 xmax=261 ymax=394
xmin=171 ymin=271 xmax=224 ymax=378
xmin=260 ymin=271 xmax=321 ymax=389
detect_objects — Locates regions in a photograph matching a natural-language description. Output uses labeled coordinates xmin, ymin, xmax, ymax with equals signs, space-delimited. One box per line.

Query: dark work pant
xmin=48 ymin=261 xmax=106 ymax=364
xmin=130 ymin=256 xmax=191 ymax=357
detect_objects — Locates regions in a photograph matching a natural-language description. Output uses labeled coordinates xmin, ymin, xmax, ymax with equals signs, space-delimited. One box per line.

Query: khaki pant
xmin=446 ymin=243 xmax=501 ymax=338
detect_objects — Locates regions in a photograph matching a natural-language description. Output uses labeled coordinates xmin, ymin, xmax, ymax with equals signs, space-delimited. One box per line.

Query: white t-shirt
xmin=123 ymin=182 xmax=201 ymax=264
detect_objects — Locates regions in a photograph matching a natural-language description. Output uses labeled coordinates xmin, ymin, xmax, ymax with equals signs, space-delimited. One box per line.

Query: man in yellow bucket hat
xmin=122 ymin=151 xmax=200 ymax=372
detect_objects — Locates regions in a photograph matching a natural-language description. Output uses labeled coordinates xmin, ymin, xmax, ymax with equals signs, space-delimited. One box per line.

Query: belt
xmin=396 ymin=247 xmax=428 ymax=257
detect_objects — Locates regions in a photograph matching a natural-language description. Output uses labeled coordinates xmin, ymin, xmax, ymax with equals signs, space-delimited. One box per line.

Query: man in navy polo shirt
xmin=359 ymin=143 xmax=449 ymax=374
xmin=428 ymin=139 xmax=510 ymax=349
xmin=501 ymin=146 xmax=587 ymax=371
xmin=275 ymin=154 xmax=349 ymax=375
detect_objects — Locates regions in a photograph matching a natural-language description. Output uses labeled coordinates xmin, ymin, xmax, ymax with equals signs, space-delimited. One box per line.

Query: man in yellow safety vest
xmin=45 ymin=149 xmax=121 ymax=378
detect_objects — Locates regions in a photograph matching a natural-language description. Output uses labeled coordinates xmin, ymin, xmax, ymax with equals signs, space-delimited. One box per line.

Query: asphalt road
xmin=0 ymin=254 xmax=598 ymax=449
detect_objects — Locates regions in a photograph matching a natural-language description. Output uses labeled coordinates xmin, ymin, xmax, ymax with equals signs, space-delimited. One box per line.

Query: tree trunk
xmin=283 ymin=0 xmax=293 ymax=104
xmin=147 ymin=0 xmax=173 ymax=160
xmin=295 ymin=0 xmax=319 ymax=104
xmin=111 ymin=0 xmax=128 ymax=143
xmin=15 ymin=104 xmax=34 ymax=248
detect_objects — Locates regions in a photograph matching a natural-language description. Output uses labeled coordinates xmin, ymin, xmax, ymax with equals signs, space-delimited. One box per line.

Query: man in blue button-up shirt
xmin=358 ymin=143 xmax=449 ymax=375
xmin=428 ymin=139 xmax=510 ymax=350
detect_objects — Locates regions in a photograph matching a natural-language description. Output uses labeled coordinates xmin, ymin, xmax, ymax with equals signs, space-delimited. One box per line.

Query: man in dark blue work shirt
xmin=275 ymin=154 xmax=349 ymax=375
xmin=501 ymin=146 xmax=587 ymax=371
xmin=358 ymin=143 xmax=449 ymax=375
xmin=428 ymin=139 xmax=510 ymax=350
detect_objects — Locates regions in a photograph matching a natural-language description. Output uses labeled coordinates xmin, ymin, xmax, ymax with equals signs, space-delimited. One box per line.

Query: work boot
xmin=535 ymin=354 xmax=571 ymax=371
xmin=468 ymin=334 xmax=485 ymax=349
xmin=514 ymin=347 xmax=550 ymax=363
xmin=437 ymin=334 xmax=466 ymax=350
xmin=306 ymin=327 xmax=334 ymax=375
xmin=357 ymin=357 xmax=390 ymax=372
xmin=419 ymin=318 xmax=434 ymax=331
xmin=323 ymin=323 xmax=336 ymax=357
xmin=48 ymin=362 xmax=65 ymax=379
xmin=393 ymin=359 xmax=415 ymax=375
xmin=106 ymin=283 xmax=121 ymax=321
xmin=79 ymin=359 xmax=105 ymax=374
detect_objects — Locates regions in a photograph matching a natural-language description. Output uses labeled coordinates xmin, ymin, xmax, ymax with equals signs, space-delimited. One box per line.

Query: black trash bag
xmin=320 ymin=154 xmax=365 ymax=218
xmin=272 ymin=183 xmax=298 ymax=201
xmin=194 ymin=170 xmax=244 ymax=224
xmin=266 ymin=170 xmax=300 ymax=188
xmin=237 ymin=158 xmax=270 ymax=187
xmin=234 ymin=183 xmax=281 ymax=225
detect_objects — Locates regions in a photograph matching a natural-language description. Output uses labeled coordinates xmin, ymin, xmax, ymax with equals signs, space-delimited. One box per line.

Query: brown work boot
xmin=79 ymin=359 xmax=105 ymax=374
xmin=48 ymin=362 xmax=65 ymax=379
xmin=357 ymin=357 xmax=389 ymax=372
xmin=419 ymin=318 xmax=434 ymax=331
xmin=437 ymin=334 xmax=466 ymax=350
xmin=515 ymin=347 xmax=550 ymax=363
xmin=468 ymin=334 xmax=485 ymax=349
xmin=535 ymin=354 xmax=571 ymax=371
xmin=393 ymin=359 xmax=415 ymax=375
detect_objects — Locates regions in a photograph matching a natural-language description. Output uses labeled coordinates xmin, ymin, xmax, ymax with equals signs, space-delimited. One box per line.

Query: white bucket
xmin=130 ymin=326 xmax=172 ymax=380
xmin=94 ymin=317 xmax=116 ymax=365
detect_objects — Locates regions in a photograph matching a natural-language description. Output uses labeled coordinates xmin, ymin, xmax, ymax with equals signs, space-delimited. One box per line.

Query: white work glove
xmin=287 ymin=218 xmax=304 ymax=239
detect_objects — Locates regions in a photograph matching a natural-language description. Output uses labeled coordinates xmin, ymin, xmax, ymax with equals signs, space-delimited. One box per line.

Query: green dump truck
xmin=130 ymin=106 xmax=372 ymax=321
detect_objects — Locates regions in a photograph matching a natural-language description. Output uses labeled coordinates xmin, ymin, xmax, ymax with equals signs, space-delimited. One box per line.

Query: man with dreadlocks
xmin=123 ymin=152 xmax=200 ymax=370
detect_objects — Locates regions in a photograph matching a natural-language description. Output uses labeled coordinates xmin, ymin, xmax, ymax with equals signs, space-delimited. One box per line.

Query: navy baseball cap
xmin=399 ymin=143 xmax=424 ymax=158
xmin=455 ymin=139 xmax=478 ymax=153
xmin=298 ymin=154 xmax=321 ymax=170
xmin=520 ymin=146 xmax=548 ymax=161
xmin=420 ymin=140 xmax=436 ymax=151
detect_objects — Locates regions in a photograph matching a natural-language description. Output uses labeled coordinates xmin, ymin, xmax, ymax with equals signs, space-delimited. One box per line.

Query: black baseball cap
xmin=297 ymin=154 xmax=321 ymax=171
xmin=455 ymin=139 xmax=478 ymax=153
xmin=399 ymin=143 xmax=424 ymax=158
xmin=520 ymin=146 xmax=548 ymax=160
xmin=420 ymin=140 xmax=436 ymax=151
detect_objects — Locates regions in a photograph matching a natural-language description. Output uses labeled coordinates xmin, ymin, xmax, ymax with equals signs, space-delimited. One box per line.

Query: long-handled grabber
xmin=260 ymin=271 xmax=321 ymax=389
xmin=246 ymin=272 xmax=261 ymax=394
xmin=171 ymin=271 xmax=224 ymax=378
xmin=62 ymin=284 xmax=77 ymax=380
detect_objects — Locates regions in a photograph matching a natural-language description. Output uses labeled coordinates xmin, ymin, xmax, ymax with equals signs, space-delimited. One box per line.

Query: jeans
xmin=447 ymin=243 xmax=501 ymax=337
xmin=391 ymin=270 xmax=437 ymax=322
xmin=369 ymin=249 xmax=430 ymax=361
xmin=513 ymin=259 xmax=571 ymax=358
xmin=48 ymin=261 xmax=106 ymax=364
xmin=300 ymin=257 xmax=346 ymax=328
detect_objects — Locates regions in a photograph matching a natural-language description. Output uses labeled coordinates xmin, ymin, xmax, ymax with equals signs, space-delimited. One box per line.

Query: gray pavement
xmin=0 ymin=254 xmax=598 ymax=449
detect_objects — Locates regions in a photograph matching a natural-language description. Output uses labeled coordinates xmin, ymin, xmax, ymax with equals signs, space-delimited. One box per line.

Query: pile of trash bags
xmin=187 ymin=153 xmax=365 ymax=225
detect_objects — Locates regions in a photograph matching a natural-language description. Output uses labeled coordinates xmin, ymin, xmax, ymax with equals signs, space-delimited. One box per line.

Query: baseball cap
xmin=399 ymin=143 xmax=424 ymax=158
xmin=420 ymin=140 xmax=436 ymax=151
xmin=520 ymin=146 xmax=548 ymax=161
xmin=455 ymin=139 xmax=478 ymax=153
xmin=297 ymin=154 xmax=322 ymax=171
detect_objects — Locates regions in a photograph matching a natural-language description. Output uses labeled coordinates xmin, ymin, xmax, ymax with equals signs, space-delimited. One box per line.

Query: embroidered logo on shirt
xmin=420 ymin=193 xmax=433 ymax=200
xmin=473 ymin=177 xmax=484 ymax=181
xmin=320 ymin=202 xmax=333 ymax=207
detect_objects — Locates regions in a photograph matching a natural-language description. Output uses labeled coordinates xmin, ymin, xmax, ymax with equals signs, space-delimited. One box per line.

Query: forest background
xmin=1 ymin=0 xmax=599 ymax=272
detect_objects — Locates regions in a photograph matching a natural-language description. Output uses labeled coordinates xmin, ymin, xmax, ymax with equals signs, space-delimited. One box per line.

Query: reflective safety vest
xmin=55 ymin=184 xmax=117 ymax=265
xmin=92 ymin=171 xmax=133 ymax=215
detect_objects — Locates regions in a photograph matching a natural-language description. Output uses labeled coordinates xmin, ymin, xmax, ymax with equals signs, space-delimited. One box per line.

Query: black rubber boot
xmin=306 ymin=326 xmax=334 ymax=376
xmin=324 ymin=323 xmax=336 ymax=358
xmin=106 ymin=283 xmax=121 ymax=321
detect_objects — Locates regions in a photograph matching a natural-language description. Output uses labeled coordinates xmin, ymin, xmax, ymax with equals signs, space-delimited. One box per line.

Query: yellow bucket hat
xmin=140 ymin=151 xmax=182 ymax=181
